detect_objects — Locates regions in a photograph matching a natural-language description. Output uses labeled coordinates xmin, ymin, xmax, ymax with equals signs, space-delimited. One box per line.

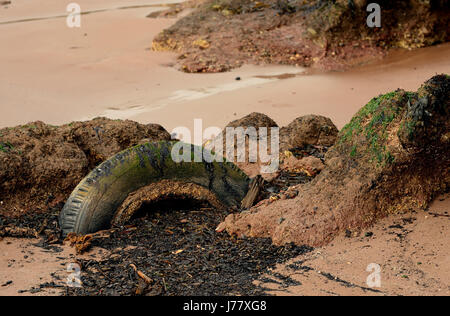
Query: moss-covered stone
xmin=153 ymin=0 xmax=449 ymax=73
xmin=0 ymin=141 xmax=13 ymax=153
xmin=223 ymin=74 xmax=449 ymax=247
xmin=338 ymin=90 xmax=409 ymax=165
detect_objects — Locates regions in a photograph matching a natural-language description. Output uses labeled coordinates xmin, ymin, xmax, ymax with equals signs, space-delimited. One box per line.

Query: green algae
xmin=338 ymin=90 xmax=409 ymax=166
xmin=339 ymin=91 xmax=399 ymax=143
xmin=0 ymin=141 xmax=14 ymax=153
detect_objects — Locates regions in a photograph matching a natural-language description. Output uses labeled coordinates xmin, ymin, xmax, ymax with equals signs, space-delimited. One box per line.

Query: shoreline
xmin=1 ymin=1 xmax=450 ymax=132
xmin=0 ymin=0 xmax=449 ymax=297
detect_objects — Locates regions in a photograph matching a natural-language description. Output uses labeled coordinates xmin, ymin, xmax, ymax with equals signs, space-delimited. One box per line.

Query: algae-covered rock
xmin=0 ymin=118 xmax=171 ymax=217
xmin=222 ymin=74 xmax=449 ymax=247
xmin=152 ymin=0 xmax=450 ymax=72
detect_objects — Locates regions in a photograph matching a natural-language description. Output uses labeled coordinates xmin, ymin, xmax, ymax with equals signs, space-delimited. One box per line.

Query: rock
xmin=192 ymin=39 xmax=210 ymax=49
xmin=240 ymin=175 xmax=264 ymax=210
xmin=214 ymin=113 xmax=334 ymax=179
xmin=221 ymin=74 xmax=450 ymax=247
xmin=153 ymin=0 xmax=449 ymax=73
xmin=0 ymin=118 xmax=171 ymax=217
xmin=225 ymin=112 xmax=278 ymax=130
xmin=280 ymin=115 xmax=338 ymax=151
xmin=281 ymin=155 xmax=324 ymax=176
xmin=65 ymin=119 xmax=171 ymax=168
xmin=208 ymin=112 xmax=279 ymax=177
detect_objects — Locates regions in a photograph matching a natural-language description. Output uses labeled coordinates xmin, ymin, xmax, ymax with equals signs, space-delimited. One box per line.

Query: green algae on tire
xmin=59 ymin=141 xmax=250 ymax=236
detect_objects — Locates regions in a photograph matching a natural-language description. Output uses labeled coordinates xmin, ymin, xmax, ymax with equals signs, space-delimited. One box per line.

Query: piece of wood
xmin=130 ymin=264 xmax=153 ymax=284
xmin=241 ymin=175 xmax=264 ymax=210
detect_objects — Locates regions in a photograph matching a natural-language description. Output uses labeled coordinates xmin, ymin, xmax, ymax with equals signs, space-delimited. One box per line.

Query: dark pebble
xmin=1 ymin=280 xmax=12 ymax=287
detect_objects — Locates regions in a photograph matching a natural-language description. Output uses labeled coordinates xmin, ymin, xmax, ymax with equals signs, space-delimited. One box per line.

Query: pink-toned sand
xmin=0 ymin=239 xmax=108 ymax=296
xmin=1 ymin=0 xmax=449 ymax=134
xmin=0 ymin=0 xmax=449 ymax=296
xmin=1 ymin=193 xmax=447 ymax=296
xmin=255 ymin=193 xmax=450 ymax=296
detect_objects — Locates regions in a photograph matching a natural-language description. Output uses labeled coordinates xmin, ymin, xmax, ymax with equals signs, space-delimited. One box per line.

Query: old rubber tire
xmin=59 ymin=141 xmax=250 ymax=235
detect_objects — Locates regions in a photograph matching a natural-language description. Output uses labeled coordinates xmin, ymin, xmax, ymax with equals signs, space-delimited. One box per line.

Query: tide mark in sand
xmin=285 ymin=261 xmax=384 ymax=294
xmin=0 ymin=3 xmax=181 ymax=25
xmin=254 ymin=73 xmax=298 ymax=80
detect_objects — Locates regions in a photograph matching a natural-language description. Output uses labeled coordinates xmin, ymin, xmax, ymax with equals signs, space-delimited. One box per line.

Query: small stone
xmin=1 ymin=280 xmax=12 ymax=287
xmin=192 ymin=38 xmax=210 ymax=49
xmin=221 ymin=9 xmax=233 ymax=16
xmin=307 ymin=28 xmax=317 ymax=36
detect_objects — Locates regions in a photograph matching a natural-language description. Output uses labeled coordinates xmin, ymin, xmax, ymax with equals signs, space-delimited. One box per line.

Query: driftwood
xmin=241 ymin=175 xmax=265 ymax=210
xmin=130 ymin=263 xmax=153 ymax=284
xmin=0 ymin=227 xmax=39 ymax=238
xmin=64 ymin=229 xmax=114 ymax=254
xmin=130 ymin=263 xmax=154 ymax=295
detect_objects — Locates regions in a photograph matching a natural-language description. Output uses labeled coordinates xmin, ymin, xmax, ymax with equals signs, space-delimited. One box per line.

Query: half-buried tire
xmin=59 ymin=141 xmax=250 ymax=236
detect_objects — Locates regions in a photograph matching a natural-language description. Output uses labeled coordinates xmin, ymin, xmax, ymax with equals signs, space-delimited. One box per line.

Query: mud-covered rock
xmin=222 ymin=74 xmax=449 ymax=247
xmin=309 ymin=0 xmax=450 ymax=50
xmin=281 ymin=155 xmax=324 ymax=176
xmin=280 ymin=115 xmax=338 ymax=151
xmin=225 ymin=112 xmax=278 ymax=130
xmin=213 ymin=112 xmax=335 ymax=179
xmin=207 ymin=112 xmax=278 ymax=178
xmin=64 ymin=119 xmax=171 ymax=168
xmin=0 ymin=118 xmax=171 ymax=217
xmin=153 ymin=0 xmax=450 ymax=72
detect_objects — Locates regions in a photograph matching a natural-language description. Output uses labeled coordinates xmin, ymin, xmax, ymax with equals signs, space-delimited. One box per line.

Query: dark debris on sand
xmin=264 ymin=144 xmax=330 ymax=195
xmin=0 ymin=172 xmax=313 ymax=296
xmin=64 ymin=204 xmax=312 ymax=296
xmin=0 ymin=203 xmax=63 ymax=247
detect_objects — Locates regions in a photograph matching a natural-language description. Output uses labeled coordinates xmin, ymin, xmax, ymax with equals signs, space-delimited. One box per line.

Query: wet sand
xmin=1 ymin=0 xmax=450 ymax=133
xmin=256 ymin=193 xmax=450 ymax=296
xmin=0 ymin=0 xmax=449 ymax=296
xmin=1 ymin=193 xmax=448 ymax=296
xmin=0 ymin=238 xmax=108 ymax=296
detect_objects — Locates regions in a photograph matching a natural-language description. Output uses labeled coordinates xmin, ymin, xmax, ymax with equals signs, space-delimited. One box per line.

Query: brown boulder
xmin=280 ymin=115 xmax=339 ymax=151
xmin=0 ymin=118 xmax=171 ymax=216
xmin=225 ymin=112 xmax=278 ymax=130
xmin=222 ymin=74 xmax=450 ymax=247
xmin=208 ymin=112 xmax=279 ymax=178
xmin=281 ymin=155 xmax=324 ymax=177
xmin=153 ymin=0 xmax=449 ymax=73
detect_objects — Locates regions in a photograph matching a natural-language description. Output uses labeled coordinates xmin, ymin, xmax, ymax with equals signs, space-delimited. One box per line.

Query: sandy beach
xmin=1 ymin=0 xmax=450 ymax=133
xmin=0 ymin=0 xmax=449 ymax=297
